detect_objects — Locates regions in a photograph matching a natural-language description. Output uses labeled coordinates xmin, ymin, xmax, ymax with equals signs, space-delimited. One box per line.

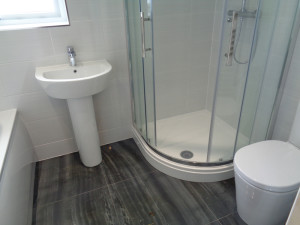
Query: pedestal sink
xmin=35 ymin=60 xmax=112 ymax=167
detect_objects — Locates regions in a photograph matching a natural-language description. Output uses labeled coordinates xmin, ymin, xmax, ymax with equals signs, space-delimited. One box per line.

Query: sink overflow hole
xmin=73 ymin=70 xmax=77 ymax=73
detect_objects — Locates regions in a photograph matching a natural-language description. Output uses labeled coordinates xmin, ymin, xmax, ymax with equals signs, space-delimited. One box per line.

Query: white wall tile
xmin=0 ymin=62 xmax=43 ymax=96
xmin=93 ymin=78 xmax=119 ymax=107
xmin=273 ymin=94 xmax=299 ymax=140
xmin=153 ymin=0 xmax=191 ymax=16
xmin=97 ymin=0 xmax=124 ymax=20
xmin=0 ymin=29 xmax=54 ymax=64
xmin=26 ymin=115 xmax=73 ymax=146
xmin=102 ymin=19 xmax=127 ymax=52
xmin=104 ymin=50 xmax=129 ymax=78
xmin=272 ymin=28 xmax=300 ymax=141
xmin=99 ymin=126 xmax=132 ymax=146
xmin=35 ymin=138 xmax=78 ymax=161
xmin=95 ymin=101 xmax=121 ymax=130
xmin=190 ymin=0 xmax=216 ymax=14
xmin=49 ymin=21 xmax=104 ymax=56
xmin=0 ymin=0 xmax=132 ymax=161
xmin=152 ymin=0 xmax=220 ymax=119
xmin=18 ymin=92 xmax=69 ymax=122
xmin=66 ymin=0 xmax=93 ymax=22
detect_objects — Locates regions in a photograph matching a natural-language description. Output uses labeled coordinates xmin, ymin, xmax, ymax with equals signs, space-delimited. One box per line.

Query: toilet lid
xmin=234 ymin=140 xmax=300 ymax=192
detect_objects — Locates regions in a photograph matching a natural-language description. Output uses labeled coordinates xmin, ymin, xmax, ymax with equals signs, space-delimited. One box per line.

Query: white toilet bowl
xmin=234 ymin=140 xmax=300 ymax=225
xmin=235 ymin=102 xmax=300 ymax=225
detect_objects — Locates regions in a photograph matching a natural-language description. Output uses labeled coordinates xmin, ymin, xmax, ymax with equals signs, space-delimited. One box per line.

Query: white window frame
xmin=0 ymin=0 xmax=69 ymax=31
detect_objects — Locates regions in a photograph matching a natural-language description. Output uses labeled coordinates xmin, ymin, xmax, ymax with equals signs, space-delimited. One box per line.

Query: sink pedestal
xmin=67 ymin=96 xmax=101 ymax=167
xmin=35 ymin=60 xmax=112 ymax=167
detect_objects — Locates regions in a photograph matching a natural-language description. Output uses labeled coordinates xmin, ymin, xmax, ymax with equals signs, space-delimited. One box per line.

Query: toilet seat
xmin=234 ymin=140 xmax=300 ymax=193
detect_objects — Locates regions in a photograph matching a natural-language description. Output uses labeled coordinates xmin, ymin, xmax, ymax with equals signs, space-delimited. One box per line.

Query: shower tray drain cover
xmin=180 ymin=150 xmax=193 ymax=159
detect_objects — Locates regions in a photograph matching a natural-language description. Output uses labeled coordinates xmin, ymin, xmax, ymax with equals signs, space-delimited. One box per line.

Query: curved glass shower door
xmin=125 ymin=0 xmax=156 ymax=146
xmin=125 ymin=0 xmax=300 ymax=165
xmin=209 ymin=0 xmax=300 ymax=163
xmin=236 ymin=0 xmax=300 ymax=147
xmin=151 ymin=0 xmax=230 ymax=163
xmin=208 ymin=0 xmax=261 ymax=162
xmin=125 ymin=0 xmax=146 ymax=137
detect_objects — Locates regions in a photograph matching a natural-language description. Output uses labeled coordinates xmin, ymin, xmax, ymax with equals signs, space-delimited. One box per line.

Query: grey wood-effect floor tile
xmin=207 ymin=220 xmax=222 ymax=225
xmin=108 ymin=174 xmax=167 ymax=225
xmin=102 ymin=139 xmax=156 ymax=184
xmin=186 ymin=178 xmax=237 ymax=219
xmin=219 ymin=212 xmax=247 ymax=225
xmin=33 ymin=186 xmax=117 ymax=225
xmin=35 ymin=153 xmax=107 ymax=207
xmin=35 ymin=139 xmax=155 ymax=207
xmin=140 ymin=171 xmax=218 ymax=225
xmin=34 ymin=138 xmax=238 ymax=225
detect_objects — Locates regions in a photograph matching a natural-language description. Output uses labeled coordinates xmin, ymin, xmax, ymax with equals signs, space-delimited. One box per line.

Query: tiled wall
xmin=272 ymin=26 xmax=300 ymax=141
xmin=0 ymin=0 xmax=132 ymax=161
xmin=207 ymin=0 xmax=258 ymax=128
xmin=206 ymin=0 xmax=224 ymax=111
xmin=153 ymin=0 xmax=218 ymax=119
xmin=207 ymin=0 xmax=299 ymax=143
xmin=1 ymin=0 xmax=297 ymax=161
xmin=250 ymin=0 xmax=299 ymax=143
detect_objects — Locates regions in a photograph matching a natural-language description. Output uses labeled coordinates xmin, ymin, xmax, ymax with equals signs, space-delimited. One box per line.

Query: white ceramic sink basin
xmin=35 ymin=60 xmax=112 ymax=99
xmin=35 ymin=59 xmax=112 ymax=167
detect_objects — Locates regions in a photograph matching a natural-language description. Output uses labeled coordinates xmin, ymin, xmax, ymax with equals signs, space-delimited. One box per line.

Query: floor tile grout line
xmin=102 ymin=160 xmax=120 ymax=225
xmin=215 ymin=212 xmax=236 ymax=222
xmin=34 ymin=139 xmax=238 ymax=224
xmin=130 ymin=170 xmax=220 ymax=225
xmin=205 ymin=218 xmax=219 ymax=225
xmin=106 ymin=169 xmax=158 ymax=186
xmin=34 ymin=142 xmax=236 ymax=225
xmin=106 ymin=181 xmax=120 ymax=225
xmin=194 ymin=182 xmax=237 ymax=224
xmin=34 ymin=170 xmax=158 ymax=209
xmin=34 ymin=144 xmax=154 ymax=209
xmin=206 ymin=218 xmax=222 ymax=225
xmin=198 ymin=194 xmax=220 ymax=223
xmin=133 ymin=173 xmax=169 ymax=225
xmin=191 ymin=186 xmax=220 ymax=223
xmin=105 ymin=169 xmax=164 ymax=224
xmin=34 ymin=184 xmax=109 ymax=209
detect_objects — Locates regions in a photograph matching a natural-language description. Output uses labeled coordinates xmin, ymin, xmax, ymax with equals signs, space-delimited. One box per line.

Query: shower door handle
xmin=140 ymin=12 xmax=151 ymax=58
xmin=226 ymin=11 xmax=238 ymax=66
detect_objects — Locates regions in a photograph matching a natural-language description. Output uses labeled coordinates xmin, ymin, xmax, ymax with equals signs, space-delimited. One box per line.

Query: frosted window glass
xmin=0 ymin=0 xmax=69 ymax=30
xmin=0 ymin=0 xmax=56 ymax=15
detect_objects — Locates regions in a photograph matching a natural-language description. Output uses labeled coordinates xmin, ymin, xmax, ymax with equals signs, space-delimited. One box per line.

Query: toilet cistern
xmin=67 ymin=46 xmax=76 ymax=66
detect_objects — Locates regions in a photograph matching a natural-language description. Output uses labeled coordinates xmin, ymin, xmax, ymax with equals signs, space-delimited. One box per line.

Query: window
xmin=0 ymin=0 xmax=69 ymax=30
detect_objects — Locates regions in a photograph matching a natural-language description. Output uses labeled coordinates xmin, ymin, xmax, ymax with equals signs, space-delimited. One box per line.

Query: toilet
xmin=234 ymin=103 xmax=300 ymax=225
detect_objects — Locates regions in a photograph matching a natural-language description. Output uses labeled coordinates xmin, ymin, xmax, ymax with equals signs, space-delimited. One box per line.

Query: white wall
xmin=153 ymin=0 xmax=218 ymax=119
xmin=208 ymin=0 xmax=299 ymax=145
xmin=208 ymin=0 xmax=258 ymax=128
xmin=0 ymin=0 xmax=132 ymax=161
xmin=249 ymin=0 xmax=299 ymax=143
xmin=206 ymin=0 xmax=224 ymax=111
xmin=272 ymin=27 xmax=300 ymax=141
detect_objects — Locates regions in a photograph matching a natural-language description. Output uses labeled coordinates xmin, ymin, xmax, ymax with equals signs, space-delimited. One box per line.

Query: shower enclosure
xmin=125 ymin=0 xmax=300 ymax=181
